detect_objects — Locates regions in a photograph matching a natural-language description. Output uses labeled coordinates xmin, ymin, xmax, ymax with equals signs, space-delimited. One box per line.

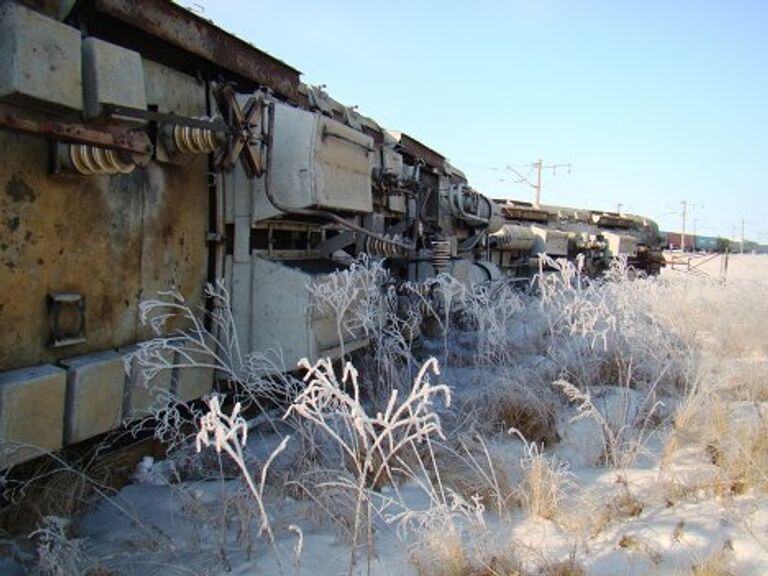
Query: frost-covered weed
xmin=285 ymin=356 xmax=450 ymax=574
xmin=127 ymin=281 xmax=303 ymax=451
xmin=554 ymin=379 xmax=664 ymax=468
xmin=509 ymin=430 xmax=573 ymax=519
xmin=28 ymin=516 xmax=98 ymax=576
xmin=384 ymin=439 xmax=489 ymax=576
xmin=405 ymin=273 xmax=468 ymax=365
xmin=195 ymin=396 xmax=288 ymax=546
xmin=362 ymin=283 xmax=423 ymax=403
xmin=408 ymin=272 xmax=530 ymax=368
xmin=456 ymin=280 xmax=526 ymax=365
xmin=66 ymin=253 xmax=767 ymax=574
xmin=308 ymin=255 xmax=428 ymax=407
xmin=537 ymin=255 xmax=695 ymax=393
xmin=307 ymin=254 xmax=389 ymax=361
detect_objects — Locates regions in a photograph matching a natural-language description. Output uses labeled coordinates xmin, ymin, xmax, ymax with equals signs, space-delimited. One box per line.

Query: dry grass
xmin=410 ymin=526 xmax=469 ymax=576
xmin=411 ymin=533 xmax=533 ymax=576
xmin=560 ymin=476 xmax=644 ymax=538
xmin=511 ymin=433 xmax=572 ymax=521
xmin=425 ymin=439 xmax=514 ymax=515
xmin=704 ymin=399 xmax=768 ymax=494
xmin=663 ymin=379 xmax=768 ymax=497
xmin=482 ymin=388 xmax=559 ymax=447
xmin=0 ymin=438 xmax=165 ymax=537
xmin=540 ymin=558 xmax=587 ymax=576
xmin=687 ymin=546 xmax=735 ymax=576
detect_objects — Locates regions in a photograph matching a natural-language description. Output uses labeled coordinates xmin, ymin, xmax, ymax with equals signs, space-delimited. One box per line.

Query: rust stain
xmin=6 ymin=174 xmax=36 ymax=203
xmin=88 ymin=0 xmax=301 ymax=101
xmin=0 ymin=61 xmax=209 ymax=372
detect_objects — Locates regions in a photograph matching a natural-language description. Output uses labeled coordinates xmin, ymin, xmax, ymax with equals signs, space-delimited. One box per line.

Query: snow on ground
xmin=9 ymin=254 xmax=768 ymax=575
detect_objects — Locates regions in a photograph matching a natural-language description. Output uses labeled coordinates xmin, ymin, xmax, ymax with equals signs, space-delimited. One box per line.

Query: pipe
xmin=449 ymin=184 xmax=492 ymax=226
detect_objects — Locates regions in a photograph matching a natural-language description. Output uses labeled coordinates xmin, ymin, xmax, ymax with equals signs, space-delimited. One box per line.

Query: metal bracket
xmin=0 ymin=111 xmax=152 ymax=155
xmin=214 ymin=85 xmax=268 ymax=178
xmin=48 ymin=292 xmax=86 ymax=348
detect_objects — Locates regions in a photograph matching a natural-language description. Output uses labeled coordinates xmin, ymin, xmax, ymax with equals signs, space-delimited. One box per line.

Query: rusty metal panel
xmin=0 ymin=131 xmax=144 ymax=370
xmin=0 ymin=117 xmax=209 ymax=371
xmin=387 ymin=131 xmax=446 ymax=171
xmin=134 ymin=59 xmax=209 ymax=344
xmin=89 ymin=0 xmax=301 ymax=101
xmin=134 ymin=159 xmax=209 ymax=343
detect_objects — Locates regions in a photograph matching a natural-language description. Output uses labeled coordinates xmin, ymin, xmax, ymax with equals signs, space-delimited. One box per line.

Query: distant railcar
xmin=663 ymin=231 xmax=695 ymax=251
xmin=694 ymin=235 xmax=720 ymax=252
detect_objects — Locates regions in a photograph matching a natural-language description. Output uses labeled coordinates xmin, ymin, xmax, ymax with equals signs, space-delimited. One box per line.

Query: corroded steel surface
xmin=0 ymin=131 xmax=208 ymax=371
xmin=0 ymin=109 xmax=152 ymax=154
xmin=89 ymin=0 xmax=301 ymax=101
xmin=388 ymin=131 xmax=446 ymax=171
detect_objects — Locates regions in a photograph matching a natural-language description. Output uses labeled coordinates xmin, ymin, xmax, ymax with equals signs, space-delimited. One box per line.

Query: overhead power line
xmin=506 ymin=159 xmax=572 ymax=207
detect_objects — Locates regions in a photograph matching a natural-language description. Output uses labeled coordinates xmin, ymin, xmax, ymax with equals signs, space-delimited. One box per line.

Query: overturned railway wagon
xmin=0 ymin=0 xmax=663 ymax=468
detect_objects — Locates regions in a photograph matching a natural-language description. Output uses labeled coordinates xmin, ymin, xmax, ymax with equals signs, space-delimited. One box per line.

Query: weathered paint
xmin=0 ymin=58 xmax=209 ymax=372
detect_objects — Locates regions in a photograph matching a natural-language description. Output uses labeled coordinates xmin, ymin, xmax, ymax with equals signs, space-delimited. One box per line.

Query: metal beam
xmin=0 ymin=110 xmax=152 ymax=154
xmin=90 ymin=0 xmax=302 ymax=101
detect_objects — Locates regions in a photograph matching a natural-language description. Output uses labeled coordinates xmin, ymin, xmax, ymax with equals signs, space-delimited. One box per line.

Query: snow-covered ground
xmin=5 ymin=254 xmax=768 ymax=575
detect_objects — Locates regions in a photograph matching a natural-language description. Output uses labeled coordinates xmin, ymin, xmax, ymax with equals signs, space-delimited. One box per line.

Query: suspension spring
xmin=69 ymin=144 xmax=135 ymax=175
xmin=365 ymin=234 xmax=407 ymax=257
xmin=172 ymin=124 xmax=221 ymax=154
xmin=431 ymin=240 xmax=451 ymax=271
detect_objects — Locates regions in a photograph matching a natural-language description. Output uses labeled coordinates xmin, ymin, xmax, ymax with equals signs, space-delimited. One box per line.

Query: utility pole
xmin=681 ymin=201 xmax=687 ymax=252
xmin=534 ymin=159 xmax=543 ymax=208
xmin=741 ymin=218 xmax=745 ymax=254
xmin=506 ymin=159 xmax=571 ymax=208
xmin=679 ymin=200 xmax=699 ymax=252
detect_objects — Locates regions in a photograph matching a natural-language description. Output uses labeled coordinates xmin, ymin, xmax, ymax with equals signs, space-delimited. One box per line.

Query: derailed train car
xmin=0 ymin=0 xmax=663 ymax=467
xmin=491 ymin=200 xmax=664 ymax=278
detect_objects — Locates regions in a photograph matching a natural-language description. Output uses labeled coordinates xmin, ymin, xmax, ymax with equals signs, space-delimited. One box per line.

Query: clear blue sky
xmin=179 ymin=0 xmax=767 ymax=241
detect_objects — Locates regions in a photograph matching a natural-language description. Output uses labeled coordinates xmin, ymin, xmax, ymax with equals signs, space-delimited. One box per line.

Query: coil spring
xmin=431 ymin=240 xmax=451 ymax=271
xmin=402 ymin=281 xmax=433 ymax=315
xmin=69 ymin=144 xmax=135 ymax=175
xmin=366 ymin=234 xmax=406 ymax=257
xmin=494 ymin=230 xmax=514 ymax=247
xmin=172 ymin=122 xmax=221 ymax=154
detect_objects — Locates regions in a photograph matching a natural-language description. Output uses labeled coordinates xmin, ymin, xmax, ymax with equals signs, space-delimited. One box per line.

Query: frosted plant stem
xmin=196 ymin=396 xmax=289 ymax=572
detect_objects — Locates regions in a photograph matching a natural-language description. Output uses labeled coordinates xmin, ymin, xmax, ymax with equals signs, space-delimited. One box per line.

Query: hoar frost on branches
xmin=195 ymin=395 xmax=289 ymax=547
xmin=126 ymin=280 xmax=303 ymax=448
xmin=285 ymin=356 xmax=450 ymax=575
xmin=306 ymin=254 xmax=390 ymax=361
